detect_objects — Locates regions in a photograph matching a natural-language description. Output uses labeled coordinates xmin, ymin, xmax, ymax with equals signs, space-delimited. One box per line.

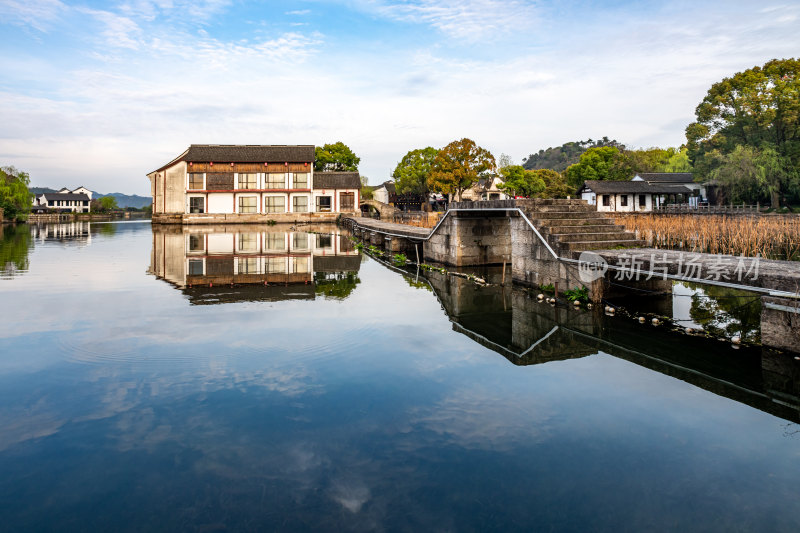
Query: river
xmin=1 ymin=220 xmax=799 ymax=531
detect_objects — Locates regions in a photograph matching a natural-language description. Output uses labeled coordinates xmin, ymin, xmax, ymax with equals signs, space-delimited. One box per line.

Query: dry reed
xmin=614 ymin=214 xmax=800 ymax=260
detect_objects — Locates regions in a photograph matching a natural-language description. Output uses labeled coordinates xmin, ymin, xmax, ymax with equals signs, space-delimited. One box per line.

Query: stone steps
xmin=533 ymin=217 xmax=617 ymax=227
xmin=563 ymin=239 xmax=646 ymax=252
xmin=549 ymin=231 xmax=635 ymax=243
xmin=542 ymin=224 xmax=618 ymax=234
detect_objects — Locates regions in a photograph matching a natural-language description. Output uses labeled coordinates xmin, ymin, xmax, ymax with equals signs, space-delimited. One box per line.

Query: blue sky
xmin=1 ymin=0 xmax=799 ymax=195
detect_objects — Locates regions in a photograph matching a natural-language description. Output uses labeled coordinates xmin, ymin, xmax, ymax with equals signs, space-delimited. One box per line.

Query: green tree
xmin=523 ymin=137 xmax=623 ymax=171
xmin=428 ymin=138 xmax=496 ymax=201
xmin=660 ymin=146 xmax=693 ymax=172
xmin=93 ymin=196 xmax=119 ymax=212
xmin=710 ymin=145 xmax=799 ymax=207
xmin=536 ymin=169 xmax=572 ymax=198
xmin=314 ymin=142 xmax=360 ymax=172
xmin=360 ymin=175 xmax=373 ymax=200
xmin=393 ymin=147 xmax=439 ymax=195
xmin=686 ymin=58 xmax=800 ymax=183
xmin=0 ymin=166 xmax=32 ymax=221
xmin=498 ymin=165 xmax=545 ymax=197
xmin=564 ymin=146 xmax=629 ymax=188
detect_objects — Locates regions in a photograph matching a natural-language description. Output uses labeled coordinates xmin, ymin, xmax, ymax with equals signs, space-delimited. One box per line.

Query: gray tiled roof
xmin=580 ymin=180 xmax=692 ymax=194
xmin=313 ymin=172 xmax=361 ymax=189
xmin=635 ymin=172 xmax=695 ymax=183
xmin=154 ymin=145 xmax=316 ymax=172
xmin=42 ymin=193 xmax=90 ymax=201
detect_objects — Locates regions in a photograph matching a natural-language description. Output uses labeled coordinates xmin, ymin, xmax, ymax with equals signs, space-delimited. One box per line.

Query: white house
xmin=461 ymin=176 xmax=509 ymax=201
xmin=33 ymin=187 xmax=93 ymax=213
xmin=577 ymin=180 xmax=692 ymax=212
xmin=373 ymin=181 xmax=396 ymax=205
xmin=147 ymin=145 xmax=361 ymax=224
xmin=632 ymin=173 xmax=704 ymax=206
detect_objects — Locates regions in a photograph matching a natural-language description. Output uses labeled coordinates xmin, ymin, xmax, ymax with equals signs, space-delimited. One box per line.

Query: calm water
xmin=1 ymin=221 xmax=799 ymax=532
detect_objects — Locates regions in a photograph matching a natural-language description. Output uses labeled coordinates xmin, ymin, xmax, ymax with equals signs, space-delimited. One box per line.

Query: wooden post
xmin=415 ymin=243 xmax=420 ymax=265
xmin=501 ymin=260 xmax=506 ymax=286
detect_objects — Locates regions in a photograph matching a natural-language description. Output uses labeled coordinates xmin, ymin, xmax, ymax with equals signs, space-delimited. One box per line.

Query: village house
xmin=147 ymin=145 xmax=361 ymax=224
xmin=461 ymin=176 xmax=509 ymax=202
xmin=632 ymin=172 xmax=705 ymax=206
xmin=577 ymin=179 xmax=692 ymax=212
xmin=33 ymin=186 xmax=92 ymax=213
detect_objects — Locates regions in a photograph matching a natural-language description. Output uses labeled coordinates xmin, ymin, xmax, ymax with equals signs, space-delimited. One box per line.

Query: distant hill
xmin=30 ymin=187 xmax=151 ymax=209
xmin=522 ymin=137 xmax=624 ymax=172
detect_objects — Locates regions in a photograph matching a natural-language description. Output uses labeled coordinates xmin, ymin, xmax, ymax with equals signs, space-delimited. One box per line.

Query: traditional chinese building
xmin=33 ymin=186 xmax=93 ymax=213
xmin=147 ymin=145 xmax=361 ymax=224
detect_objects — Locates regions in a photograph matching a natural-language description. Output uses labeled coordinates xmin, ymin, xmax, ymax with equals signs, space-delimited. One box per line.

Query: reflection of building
xmin=30 ymin=221 xmax=92 ymax=244
xmin=146 ymin=145 xmax=361 ymax=224
xmin=148 ymin=224 xmax=361 ymax=304
xmin=33 ymin=186 xmax=92 ymax=213
xmin=423 ymin=269 xmax=800 ymax=423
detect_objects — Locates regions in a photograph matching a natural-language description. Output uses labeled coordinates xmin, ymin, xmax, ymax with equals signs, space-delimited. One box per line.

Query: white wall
xmin=208 ymin=193 xmax=234 ymax=214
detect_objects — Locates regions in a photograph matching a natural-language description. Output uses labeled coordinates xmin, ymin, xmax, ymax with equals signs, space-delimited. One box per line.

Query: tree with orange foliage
xmin=428 ymin=138 xmax=496 ymax=201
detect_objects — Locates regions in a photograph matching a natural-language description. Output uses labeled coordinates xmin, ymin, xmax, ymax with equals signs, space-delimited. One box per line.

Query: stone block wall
xmin=424 ymin=215 xmax=510 ymax=266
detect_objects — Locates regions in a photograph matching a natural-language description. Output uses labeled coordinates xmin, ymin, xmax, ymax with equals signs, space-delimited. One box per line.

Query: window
xmin=238 ymin=196 xmax=257 ymax=213
xmin=620 ymin=195 xmax=628 ymax=207
xmin=292 ymin=196 xmax=308 ymax=213
xmin=189 ymin=197 xmax=205 ymax=214
xmin=292 ymin=232 xmax=308 ymax=250
xmin=316 ymin=196 xmax=332 ymax=212
xmin=293 ymin=257 xmax=310 ymax=273
xmin=316 ymin=234 xmax=332 ymax=248
xmin=266 ymin=233 xmax=286 ymax=251
xmin=238 ymin=257 xmax=259 ymax=274
xmin=639 ymin=195 xmax=647 ymax=208
xmin=188 ymin=259 xmax=204 ymax=275
xmin=602 ymin=195 xmax=610 ymax=207
xmin=189 ymin=173 xmax=204 ymax=189
xmin=266 ymin=256 xmax=287 ymax=273
xmin=238 ymin=173 xmax=257 ymax=189
xmin=266 ymin=173 xmax=285 ymax=188
xmin=340 ymin=192 xmax=355 ymax=211
xmin=293 ymin=173 xmax=308 ymax=188
xmin=265 ymin=196 xmax=285 ymax=213
xmin=188 ymin=235 xmax=204 ymax=252
xmin=238 ymin=233 xmax=258 ymax=252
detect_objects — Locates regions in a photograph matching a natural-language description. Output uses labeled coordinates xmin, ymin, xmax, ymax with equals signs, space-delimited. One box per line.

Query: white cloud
xmin=366 ymin=0 xmax=537 ymax=39
xmin=0 ymin=0 xmax=66 ymax=32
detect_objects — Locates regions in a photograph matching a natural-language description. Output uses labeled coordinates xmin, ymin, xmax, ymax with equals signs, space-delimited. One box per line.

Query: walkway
xmin=345 ymin=217 xmax=431 ymax=240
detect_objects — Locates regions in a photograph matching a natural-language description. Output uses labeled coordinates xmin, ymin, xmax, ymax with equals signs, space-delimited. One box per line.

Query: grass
xmin=614 ymin=214 xmax=800 ymax=260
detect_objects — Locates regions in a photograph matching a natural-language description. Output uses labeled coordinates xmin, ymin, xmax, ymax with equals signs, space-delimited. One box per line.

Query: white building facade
xmin=147 ymin=145 xmax=361 ymax=224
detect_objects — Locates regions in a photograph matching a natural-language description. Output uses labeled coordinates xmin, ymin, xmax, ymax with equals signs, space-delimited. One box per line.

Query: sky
xmin=0 ymin=0 xmax=798 ymax=195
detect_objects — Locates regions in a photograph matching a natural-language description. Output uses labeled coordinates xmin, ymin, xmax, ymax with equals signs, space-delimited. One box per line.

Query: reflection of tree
xmin=95 ymin=223 xmax=117 ymax=236
xmin=314 ymin=272 xmax=360 ymax=300
xmin=687 ymin=282 xmax=761 ymax=342
xmin=0 ymin=224 xmax=32 ymax=277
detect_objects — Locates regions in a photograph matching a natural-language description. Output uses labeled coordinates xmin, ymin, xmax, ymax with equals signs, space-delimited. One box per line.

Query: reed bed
xmin=614 ymin=214 xmax=800 ymax=260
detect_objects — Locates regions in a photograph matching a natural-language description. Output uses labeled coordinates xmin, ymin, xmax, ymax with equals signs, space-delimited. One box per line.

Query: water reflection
xmin=148 ymin=224 xmax=361 ymax=304
xmin=421 ymin=269 xmax=800 ymax=423
xmin=0 ymin=224 xmax=32 ymax=278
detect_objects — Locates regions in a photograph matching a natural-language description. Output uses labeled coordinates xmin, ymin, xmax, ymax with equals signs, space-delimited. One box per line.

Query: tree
xmin=0 ymin=166 xmax=32 ymax=221
xmin=498 ymin=166 xmax=544 ymax=197
xmin=360 ymin=175 xmax=373 ymax=200
xmin=428 ymin=138 xmax=496 ymax=201
xmin=522 ymin=137 xmax=623 ymax=171
xmin=686 ymin=58 xmax=800 ymax=181
xmin=563 ymin=146 xmax=630 ymax=188
xmin=661 ymin=146 xmax=692 ymax=172
xmin=314 ymin=142 xmax=360 ymax=172
xmin=93 ymin=196 xmax=119 ymax=212
xmin=536 ymin=169 xmax=572 ymax=199
xmin=393 ymin=147 xmax=439 ymax=195
xmin=710 ymin=145 xmax=799 ymax=207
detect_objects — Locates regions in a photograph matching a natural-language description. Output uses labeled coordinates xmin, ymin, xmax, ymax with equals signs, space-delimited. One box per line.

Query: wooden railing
xmin=653 ymin=204 xmax=761 ymax=214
